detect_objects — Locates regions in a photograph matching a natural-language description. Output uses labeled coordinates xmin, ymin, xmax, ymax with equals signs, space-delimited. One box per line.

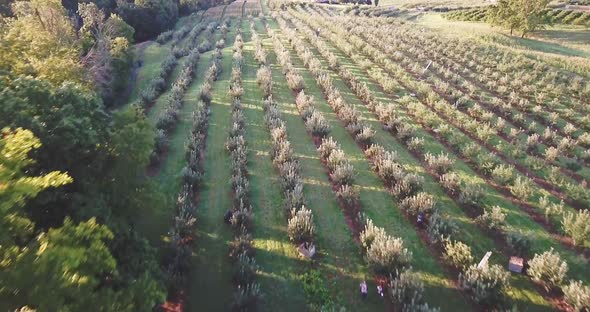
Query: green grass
xmin=259 ymin=16 xmax=472 ymax=310
xmin=241 ymin=20 xmax=308 ymax=312
xmin=185 ymin=25 xmax=236 ymax=311
xmin=417 ymin=13 xmax=590 ymax=58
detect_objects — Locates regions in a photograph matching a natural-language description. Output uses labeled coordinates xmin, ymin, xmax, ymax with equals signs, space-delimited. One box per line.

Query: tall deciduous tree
xmin=487 ymin=0 xmax=550 ymax=38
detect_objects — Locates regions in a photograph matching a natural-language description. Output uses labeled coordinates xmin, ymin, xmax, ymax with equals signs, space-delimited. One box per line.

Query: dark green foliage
xmin=300 ymin=270 xmax=333 ymax=309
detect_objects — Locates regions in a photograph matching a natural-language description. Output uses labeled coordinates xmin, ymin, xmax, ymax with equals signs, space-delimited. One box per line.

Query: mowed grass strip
xmin=253 ymin=19 xmax=380 ymax=311
xmin=282 ymin=11 xmax=553 ymax=310
xmin=185 ymin=22 xmax=236 ymax=312
xmin=262 ymin=18 xmax=471 ymax=311
xmin=240 ymin=19 xmax=308 ymax=312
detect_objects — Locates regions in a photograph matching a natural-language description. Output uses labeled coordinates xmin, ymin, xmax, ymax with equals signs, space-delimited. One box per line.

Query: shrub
xmin=318 ymin=137 xmax=338 ymax=159
xmin=407 ymin=137 xmax=425 ymax=154
xmin=458 ymin=184 xmax=484 ymax=210
xmin=440 ymin=172 xmax=461 ymax=194
xmin=506 ymin=231 xmax=532 ymax=257
xmin=286 ymin=71 xmax=305 ymax=92
xmin=199 ymin=81 xmax=212 ymax=103
xmin=361 ymin=222 xmax=412 ymax=277
xmin=335 ymin=184 xmax=359 ymax=207
xmin=563 ymin=280 xmax=590 ymax=312
xmin=389 ymin=270 xmax=428 ymax=311
xmin=427 ymin=211 xmax=457 ymax=243
xmin=393 ymin=173 xmax=423 ymax=199
xmin=330 ymin=163 xmax=355 ymax=186
xmin=305 ymin=111 xmax=330 ymax=137
xmin=233 ymin=253 xmax=259 ymax=286
xmin=355 ymin=126 xmax=375 ymax=145
xmin=510 ymin=176 xmax=533 ymax=201
xmin=539 ymin=196 xmax=564 ymax=222
xmin=459 ymin=264 xmax=510 ymax=307
xmin=562 ymin=209 xmax=590 ymax=246
xmin=491 ymin=164 xmax=514 ymax=185
xmin=256 ymin=66 xmax=273 ymax=97
xmin=443 ymin=240 xmax=473 ymax=272
xmin=288 ymin=206 xmax=315 ymax=244
xmin=180 ymin=166 xmax=201 ymax=185
xmin=476 ymin=206 xmax=506 ymax=231
xmin=229 ymin=231 xmax=254 ymax=259
xmin=232 ymin=283 xmax=261 ymax=311
xmin=400 ymin=192 xmax=436 ymax=217
xmin=360 ymin=219 xmax=383 ymax=249
xmin=300 ymin=270 xmax=333 ymax=308
xmin=424 ymin=153 xmax=454 ymax=175
xmin=231 ymin=206 xmax=253 ymax=231
xmin=527 ymin=248 xmax=568 ymax=291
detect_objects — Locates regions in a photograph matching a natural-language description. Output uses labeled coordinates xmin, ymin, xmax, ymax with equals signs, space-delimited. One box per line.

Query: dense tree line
xmin=0 ymin=0 xmax=182 ymax=310
xmin=1 ymin=0 xmax=227 ymax=41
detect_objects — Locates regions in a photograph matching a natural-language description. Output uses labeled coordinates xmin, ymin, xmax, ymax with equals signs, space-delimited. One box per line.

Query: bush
xmin=231 ymin=206 xmax=253 ymax=231
xmin=286 ymin=71 xmax=305 ymax=92
xmin=330 ymin=163 xmax=355 ymax=186
xmin=562 ymin=209 xmax=590 ymax=246
xmin=199 ymin=81 xmax=212 ymax=103
xmin=443 ymin=240 xmax=473 ymax=272
xmin=424 ymin=153 xmax=454 ymax=175
xmin=510 ymin=176 xmax=533 ymax=201
xmin=389 ymin=270 xmax=429 ymax=311
xmin=335 ymin=184 xmax=359 ymax=207
xmin=318 ymin=137 xmax=338 ymax=159
xmin=476 ymin=205 xmax=506 ymax=231
xmin=229 ymin=231 xmax=254 ymax=259
xmin=360 ymin=219 xmax=384 ymax=250
xmin=506 ymin=231 xmax=532 ymax=257
xmin=539 ymin=196 xmax=564 ymax=222
xmin=400 ymin=192 xmax=436 ymax=217
xmin=256 ymin=66 xmax=273 ymax=97
xmin=393 ymin=173 xmax=423 ymax=199
xmin=300 ymin=270 xmax=332 ymax=308
xmin=407 ymin=137 xmax=425 ymax=154
xmin=459 ymin=264 xmax=510 ymax=307
xmin=197 ymin=40 xmax=212 ymax=53
xmin=458 ymin=184 xmax=484 ymax=210
xmin=427 ymin=211 xmax=457 ymax=243
xmin=440 ymin=172 xmax=461 ymax=194
xmin=355 ymin=126 xmax=375 ymax=145
xmin=288 ymin=206 xmax=315 ymax=244
xmin=305 ymin=111 xmax=330 ymax=137
xmin=233 ymin=253 xmax=259 ymax=286
xmin=491 ymin=164 xmax=514 ymax=185
xmin=232 ymin=283 xmax=261 ymax=311
xmin=527 ymin=248 xmax=568 ymax=291
xmin=361 ymin=220 xmax=412 ymax=277
xmin=563 ymin=280 xmax=590 ymax=312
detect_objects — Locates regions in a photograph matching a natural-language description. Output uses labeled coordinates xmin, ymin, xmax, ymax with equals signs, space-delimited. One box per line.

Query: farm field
xmin=18 ymin=0 xmax=588 ymax=310
xmin=130 ymin=0 xmax=589 ymax=309
xmin=127 ymin=0 xmax=590 ymax=309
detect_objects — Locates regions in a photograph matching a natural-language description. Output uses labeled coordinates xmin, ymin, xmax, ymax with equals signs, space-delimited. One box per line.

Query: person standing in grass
xmin=360 ymin=281 xmax=368 ymax=300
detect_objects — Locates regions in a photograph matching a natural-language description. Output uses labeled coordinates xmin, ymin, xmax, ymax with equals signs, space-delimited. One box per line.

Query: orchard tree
xmin=488 ymin=0 xmax=550 ymax=37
